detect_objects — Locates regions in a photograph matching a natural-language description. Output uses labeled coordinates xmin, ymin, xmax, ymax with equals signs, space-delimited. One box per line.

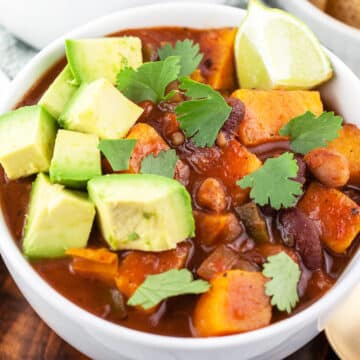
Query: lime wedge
xmin=235 ymin=0 xmax=333 ymax=90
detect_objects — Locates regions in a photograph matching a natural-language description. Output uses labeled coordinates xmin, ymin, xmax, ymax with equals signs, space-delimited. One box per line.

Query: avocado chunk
xmin=49 ymin=129 xmax=101 ymax=189
xmin=59 ymin=78 xmax=143 ymax=139
xmin=0 ymin=105 xmax=57 ymax=180
xmin=235 ymin=202 xmax=269 ymax=243
xmin=65 ymin=37 xmax=142 ymax=84
xmin=88 ymin=174 xmax=195 ymax=251
xmin=39 ymin=65 xmax=78 ymax=119
xmin=23 ymin=173 xmax=95 ymax=258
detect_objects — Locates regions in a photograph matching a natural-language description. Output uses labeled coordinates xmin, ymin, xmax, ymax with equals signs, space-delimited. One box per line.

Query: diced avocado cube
xmin=65 ymin=37 xmax=143 ymax=84
xmin=0 ymin=105 xmax=57 ymax=180
xmin=88 ymin=174 xmax=195 ymax=252
xmin=49 ymin=129 xmax=101 ymax=189
xmin=59 ymin=78 xmax=143 ymax=139
xmin=39 ymin=65 xmax=78 ymax=119
xmin=23 ymin=173 xmax=95 ymax=258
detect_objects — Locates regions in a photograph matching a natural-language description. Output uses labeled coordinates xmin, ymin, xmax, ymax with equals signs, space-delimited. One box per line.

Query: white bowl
xmin=0 ymin=0 xmax=228 ymax=49
xmin=268 ymin=0 xmax=360 ymax=77
xmin=1 ymin=3 xmax=360 ymax=360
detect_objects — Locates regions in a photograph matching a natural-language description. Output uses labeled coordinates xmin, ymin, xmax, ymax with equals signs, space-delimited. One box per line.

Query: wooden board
xmin=0 ymin=257 xmax=339 ymax=360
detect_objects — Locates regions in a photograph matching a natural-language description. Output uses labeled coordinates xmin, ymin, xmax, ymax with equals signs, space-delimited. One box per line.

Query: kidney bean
xmin=278 ymin=208 xmax=323 ymax=270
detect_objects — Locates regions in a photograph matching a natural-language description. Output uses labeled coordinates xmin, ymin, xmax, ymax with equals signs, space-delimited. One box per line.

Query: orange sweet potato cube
xmin=66 ymin=248 xmax=118 ymax=284
xmin=115 ymin=242 xmax=190 ymax=299
xmin=193 ymin=270 xmax=271 ymax=337
xmin=220 ymin=140 xmax=262 ymax=206
xmin=328 ymin=124 xmax=360 ymax=185
xmin=126 ymin=123 xmax=169 ymax=173
xmin=231 ymin=90 xmax=323 ymax=146
xmin=298 ymin=182 xmax=360 ymax=253
xmin=199 ymin=28 xmax=237 ymax=91
xmin=194 ymin=210 xmax=242 ymax=246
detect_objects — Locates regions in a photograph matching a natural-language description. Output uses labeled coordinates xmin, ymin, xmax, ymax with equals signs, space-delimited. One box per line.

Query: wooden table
xmin=0 ymin=258 xmax=339 ymax=360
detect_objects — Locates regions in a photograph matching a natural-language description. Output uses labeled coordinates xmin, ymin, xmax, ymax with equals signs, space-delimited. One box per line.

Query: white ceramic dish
xmin=0 ymin=69 xmax=9 ymax=100
xmin=0 ymin=0 xmax=229 ymax=49
xmin=0 ymin=3 xmax=360 ymax=360
xmin=268 ymin=0 xmax=360 ymax=76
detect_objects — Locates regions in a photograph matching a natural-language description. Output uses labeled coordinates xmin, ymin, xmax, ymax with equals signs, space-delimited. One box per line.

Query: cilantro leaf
xmin=263 ymin=252 xmax=301 ymax=313
xmin=158 ymin=39 xmax=203 ymax=78
xmin=237 ymin=152 xmax=303 ymax=210
xmin=175 ymin=77 xmax=232 ymax=147
xmin=98 ymin=139 xmax=137 ymax=171
xmin=127 ymin=269 xmax=210 ymax=310
xmin=140 ymin=149 xmax=178 ymax=178
xmin=279 ymin=111 xmax=343 ymax=154
xmin=116 ymin=56 xmax=180 ymax=103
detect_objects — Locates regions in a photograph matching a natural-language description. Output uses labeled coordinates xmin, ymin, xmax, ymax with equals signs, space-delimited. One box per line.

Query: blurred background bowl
xmin=0 ymin=0 xmax=231 ymax=49
xmin=268 ymin=0 xmax=360 ymax=76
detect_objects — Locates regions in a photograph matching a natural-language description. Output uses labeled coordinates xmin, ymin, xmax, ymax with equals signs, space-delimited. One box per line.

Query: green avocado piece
xmin=49 ymin=129 xmax=101 ymax=189
xmin=65 ymin=37 xmax=143 ymax=84
xmin=59 ymin=78 xmax=143 ymax=139
xmin=23 ymin=173 xmax=96 ymax=258
xmin=0 ymin=105 xmax=57 ymax=180
xmin=88 ymin=174 xmax=195 ymax=251
xmin=39 ymin=65 xmax=79 ymax=119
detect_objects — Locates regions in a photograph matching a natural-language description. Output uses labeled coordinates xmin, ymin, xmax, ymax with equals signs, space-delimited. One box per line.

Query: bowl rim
xmin=0 ymin=1 xmax=360 ymax=350
xmin=296 ymin=0 xmax=360 ymax=39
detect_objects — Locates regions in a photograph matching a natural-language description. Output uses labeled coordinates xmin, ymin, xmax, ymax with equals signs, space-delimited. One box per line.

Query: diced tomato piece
xmin=115 ymin=242 xmax=190 ymax=299
xmin=194 ymin=210 xmax=242 ymax=246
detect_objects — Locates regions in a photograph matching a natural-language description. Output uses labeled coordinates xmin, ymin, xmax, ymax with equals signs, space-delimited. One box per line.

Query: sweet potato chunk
xmin=199 ymin=28 xmax=237 ymax=90
xmin=298 ymin=182 xmax=360 ymax=253
xmin=328 ymin=124 xmax=360 ymax=185
xmin=196 ymin=178 xmax=228 ymax=213
xmin=115 ymin=242 xmax=190 ymax=298
xmin=66 ymin=248 xmax=118 ymax=284
xmin=126 ymin=123 xmax=169 ymax=173
xmin=194 ymin=210 xmax=242 ymax=246
xmin=231 ymin=90 xmax=323 ymax=146
xmin=193 ymin=270 xmax=271 ymax=337
xmin=220 ymin=140 xmax=262 ymax=206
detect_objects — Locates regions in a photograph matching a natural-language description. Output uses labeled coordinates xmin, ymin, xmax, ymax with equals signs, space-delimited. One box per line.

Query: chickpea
xmin=197 ymin=178 xmax=228 ymax=212
xmin=171 ymin=131 xmax=185 ymax=146
xmin=216 ymin=131 xmax=228 ymax=148
xmin=304 ymin=148 xmax=350 ymax=187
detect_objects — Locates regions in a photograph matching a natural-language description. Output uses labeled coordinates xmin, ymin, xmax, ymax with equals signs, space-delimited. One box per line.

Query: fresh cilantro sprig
xmin=237 ymin=152 xmax=303 ymax=210
xmin=263 ymin=252 xmax=301 ymax=313
xmin=175 ymin=77 xmax=232 ymax=147
xmin=116 ymin=56 xmax=180 ymax=103
xmin=98 ymin=139 xmax=137 ymax=171
xmin=127 ymin=269 xmax=210 ymax=310
xmin=158 ymin=39 xmax=203 ymax=78
xmin=279 ymin=111 xmax=343 ymax=154
xmin=140 ymin=149 xmax=178 ymax=178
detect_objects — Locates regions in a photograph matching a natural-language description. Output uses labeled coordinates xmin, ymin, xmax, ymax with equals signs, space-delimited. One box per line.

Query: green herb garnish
xmin=127 ymin=269 xmax=210 ymax=310
xmin=116 ymin=56 xmax=181 ymax=103
xmin=279 ymin=111 xmax=343 ymax=154
xmin=158 ymin=39 xmax=203 ymax=78
xmin=140 ymin=149 xmax=178 ymax=178
xmin=98 ymin=139 xmax=137 ymax=171
xmin=237 ymin=152 xmax=303 ymax=210
xmin=175 ymin=77 xmax=232 ymax=147
xmin=263 ymin=252 xmax=301 ymax=313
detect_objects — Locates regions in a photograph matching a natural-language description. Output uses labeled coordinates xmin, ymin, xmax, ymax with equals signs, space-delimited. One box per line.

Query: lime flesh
xmin=235 ymin=0 xmax=333 ymax=90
